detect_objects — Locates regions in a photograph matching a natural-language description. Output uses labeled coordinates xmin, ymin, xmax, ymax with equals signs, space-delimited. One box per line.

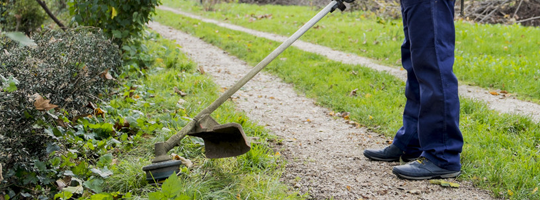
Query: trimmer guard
xmin=188 ymin=116 xmax=251 ymax=158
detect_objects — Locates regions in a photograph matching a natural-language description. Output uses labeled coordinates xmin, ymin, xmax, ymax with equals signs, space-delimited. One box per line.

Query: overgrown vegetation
xmin=154 ymin=8 xmax=540 ymax=199
xmin=0 ymin=29 xmax=122 ymax=198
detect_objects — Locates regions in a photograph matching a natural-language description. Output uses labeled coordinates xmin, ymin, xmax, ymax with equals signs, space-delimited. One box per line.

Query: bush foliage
xmin=68 ymin=0 xmax=161 ymax=45
xmin=0 ymin=29 xmax=121 ymax=198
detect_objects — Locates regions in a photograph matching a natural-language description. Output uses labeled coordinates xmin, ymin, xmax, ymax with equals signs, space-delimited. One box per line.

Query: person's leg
xmin=363 ymin=0 xmax=422 ymax=161
xmin=391 ymin=0 xmax=422 ymax=156
xmin=393 ymin=0 xmax=463 ymax=178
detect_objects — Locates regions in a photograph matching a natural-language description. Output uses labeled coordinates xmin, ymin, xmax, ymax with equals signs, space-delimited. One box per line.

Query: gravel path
xmin=148 ymin=21 xmax=495 ymax=199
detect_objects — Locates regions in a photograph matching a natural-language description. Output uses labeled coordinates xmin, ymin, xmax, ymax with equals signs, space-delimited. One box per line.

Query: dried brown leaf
xmin=174 ymin=87 xmax=187 ymax=97
xmin=198 ymin=65 xmax=205 ymax=74
xmin=33 ymin=93 xmax=58 ymax=111
xmin=94 ymin=108 xmax=106 ymax=118
xmin=489 ymin=91 xmax=499 ymax=95
xmin=100 ymin=69 xmax=115 ymax=80
xmin=349 ymin=88 xmax=358 ymax=96
xmin=72 ymin=113 xmax=92 ymax=123
xmin=172 ymin=153 xmax=193 ymax=168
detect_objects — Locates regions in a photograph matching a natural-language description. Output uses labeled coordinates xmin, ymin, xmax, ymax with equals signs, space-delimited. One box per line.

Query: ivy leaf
xmin=4 ymin=82 xmax=17 ymax=92
xmin=54 ymin=191 xmax=73 ymax=200
xmin=90 ymin=167 xmax=113 ymax=178
xmin=1 ymin=75 xmax=19 ymax=92
xmin=62 ymin=178 xmax=83 ymax=194
xmin=112 ymin=30 xmax=122 ymax=38
xmin=32 ymin=93 xmax=58 ymax=111
xmin=83 ymin=178 xmax=104 ymax=193
xmin=97 ymin=153 xmax=113 ymax=168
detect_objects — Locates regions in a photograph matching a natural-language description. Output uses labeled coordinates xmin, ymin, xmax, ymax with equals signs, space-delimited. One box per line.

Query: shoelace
xmin=416 ymin=157 xmax=427 ymax=164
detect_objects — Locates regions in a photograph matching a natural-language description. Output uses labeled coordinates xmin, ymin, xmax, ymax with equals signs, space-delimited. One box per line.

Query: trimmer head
xmin=142 ymin=160 xmax=183 ymax=183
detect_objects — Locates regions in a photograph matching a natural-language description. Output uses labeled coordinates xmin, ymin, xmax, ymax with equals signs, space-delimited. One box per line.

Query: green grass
xmin=154 ymin=9 xmax=540 ymax=199
xmin=95 ymin=33 xmax=302 ymax=199
xmin=161 ymin=0 xmax=540 ymax=104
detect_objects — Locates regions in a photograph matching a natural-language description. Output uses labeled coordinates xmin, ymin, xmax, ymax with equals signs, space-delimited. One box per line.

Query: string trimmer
xmin=143 ymin=0 xmax=355 ymax=183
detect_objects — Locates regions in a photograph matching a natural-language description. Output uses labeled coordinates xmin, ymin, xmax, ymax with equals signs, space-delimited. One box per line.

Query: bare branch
xmin=35 ymin=0 xmax=66 ymax=31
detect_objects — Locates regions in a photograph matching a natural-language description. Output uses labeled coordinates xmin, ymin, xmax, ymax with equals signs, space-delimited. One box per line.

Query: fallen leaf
xmin=32 ymin=93 xmax=58 ymax=111
xmin=329 ymin=111 xmax=335 ymax=116
xmin=56 ymin=119 xmax=68 ymax=128
xmin=100 ymin=69 xmax=115 ymax=80
xmin=114 ymin=120 xmax=130 ymax=130
xmin=346 ymin=185 xmax=351 ymax=191
xmin=500 ymin=90 xmax=508 ymax=94
xmin=306 ymin=119 xmax=311 ymax=122
xmin=489 ymin=91 xmax=499 ymax=95
xmin=56 ymin=176 xmax=72 ymax=190
xmin=532 ymin=187 xmax=538 ymax=194
xmin=198 ymin=65 xmax=205 ymax=74
xmin=177 ymin=99 xmax=187 ymax=106
xmin=72 ymin=113 xmax=92 ymax=123
xmin=94 ymin=108 xmax=106 ymax=118
xmin=342 ymin=112 xmax=350 ymax=119
xmin=86 ymin=102 xmax=97 ymax=110
xmin=430 ymin=179 xmax=460 ymax=188
xmin=508 ymin=189 xmax=514 ymax=196
xmin=63 ymin=177 xmax=83 ymax=194
xmin=174 ymin=87 xmax=187 ymax=97
xmin=172 ymin=153 xmax=193 ymax=168
xmin=349 ymin=88 xmax=358 ymax=96
xmin=407 ymin=189 xmax=421 ymax=194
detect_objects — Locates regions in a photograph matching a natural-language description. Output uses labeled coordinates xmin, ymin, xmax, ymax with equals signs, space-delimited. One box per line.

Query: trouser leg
xmin=392 ymin=5 xmax=422 ymax=156
xmin=395 ymin=0 xmax=463 ymax=171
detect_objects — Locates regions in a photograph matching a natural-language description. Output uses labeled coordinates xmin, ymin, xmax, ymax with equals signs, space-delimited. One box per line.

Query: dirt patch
xmin=149 ymin=21 xmax=495 ymax=199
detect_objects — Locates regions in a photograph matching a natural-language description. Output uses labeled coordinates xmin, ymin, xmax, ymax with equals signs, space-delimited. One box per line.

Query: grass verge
xmin=155 ymin=9 xmax=540 ymax=199
xmin=161 ymin=0 xmax=540 ymax=104
xmin=85 ymin=32 xmax=302 ymax=199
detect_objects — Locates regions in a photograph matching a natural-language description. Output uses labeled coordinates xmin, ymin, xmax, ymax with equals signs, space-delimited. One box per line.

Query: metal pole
xmin=152 ymin=0 xmax=340 ymax=163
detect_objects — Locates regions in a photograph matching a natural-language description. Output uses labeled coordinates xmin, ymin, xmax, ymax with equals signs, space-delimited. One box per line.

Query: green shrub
xmin=0 ymin=0 xmax=47 ymax=34
xmin=68 ymin=0 xmax=161 ymax=45
xmin=0 ymin=29 xmax=121 ymax=198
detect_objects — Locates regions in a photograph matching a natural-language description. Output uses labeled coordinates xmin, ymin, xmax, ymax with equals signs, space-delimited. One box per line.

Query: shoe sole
xmin=393 ymin=171 xmax=461 ymax=180
xmin=363 ymin=152 xmax=418 ymax=162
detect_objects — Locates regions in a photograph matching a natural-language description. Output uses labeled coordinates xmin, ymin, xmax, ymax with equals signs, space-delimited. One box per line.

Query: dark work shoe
xmin=392 ymin=157 xmax=461 ymax=180
xmin=363 ymin=144 xmax=419 ymax=162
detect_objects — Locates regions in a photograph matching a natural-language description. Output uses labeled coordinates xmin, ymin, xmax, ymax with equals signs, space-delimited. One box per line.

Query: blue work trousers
xmin=392 ymin=0 xmax=463 ymax=171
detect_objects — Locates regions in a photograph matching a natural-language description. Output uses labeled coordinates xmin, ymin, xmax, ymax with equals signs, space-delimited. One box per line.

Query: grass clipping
xmin=430 ymin=179 xmax=460 ymax=188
